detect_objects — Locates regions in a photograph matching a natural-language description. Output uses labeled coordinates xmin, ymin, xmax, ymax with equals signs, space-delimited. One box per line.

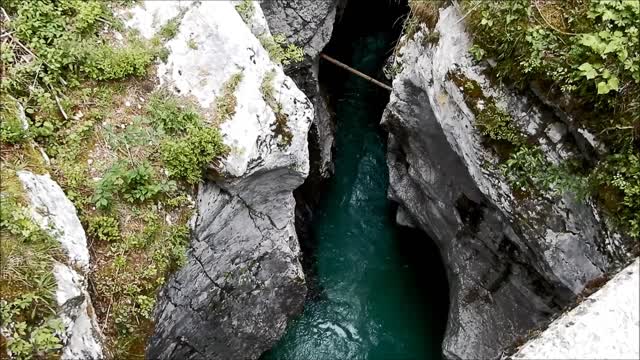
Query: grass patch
xmin=80 ymin=87 xmax=222 ymax=356
xmin=213 ymin=72 xmax=244 ymax=124
xmin=409 ymin=0 xmax=445 ymax=30
xmin=0 ymin=0 xmax=227 ymax=356
xmin=261 ymin=70 xmax=293 ymax=148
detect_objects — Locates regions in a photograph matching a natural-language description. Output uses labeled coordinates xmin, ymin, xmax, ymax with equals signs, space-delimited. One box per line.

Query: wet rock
xmin=17 ymin=171 xmax=104 ymax=360
xmin=383 ymin=6 xmax=630 ymax=359
xmin=123 ymin=2 xmax=313 ymax=359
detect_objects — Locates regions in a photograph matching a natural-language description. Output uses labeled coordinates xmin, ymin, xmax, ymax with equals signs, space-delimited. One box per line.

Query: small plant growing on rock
xmin=260 ymin=70 xmax=294 ymax=148
xmin=213 ymin=72 xmax=244 ymax=123
xmin=259 ymin=34 xmax=305 ymax=66
xmin=187 ymin=37 xmax=198 ymax=50
xmin=235 ymin=0 xmax=255 ymax=24
xmin=88 ymin=216 xmax=121 ymax=243
xmin=159 ymin=17 xmax=180 ymax=40
xmin=161 ymin=125 xmax=227 ymax=184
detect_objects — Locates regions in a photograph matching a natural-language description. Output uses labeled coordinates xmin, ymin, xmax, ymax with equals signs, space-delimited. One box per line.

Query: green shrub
xmin=462 ymin=0 xmax=640 ymax=237
xmin=593 ymin=148 xmax=640 ymax=237
xmin=92 ymin=161 xmax=176 ymax=209
xmin=259 ymin=34 xmax=305 ymax=65
xmin=476 ymin=103 xmax=526 ymax=147
xmin=88 ymin=216 xmax=121 ymax=243
xmin=235 ymin=0 xmax=255 ymax=23
xmin=161 ymin=125 xmax=227 ymax=184
xmin=147 ymin=91 xmax=200 ymax=134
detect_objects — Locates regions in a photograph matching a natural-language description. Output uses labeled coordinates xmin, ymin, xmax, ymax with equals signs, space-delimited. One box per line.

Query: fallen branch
xmin=320 ymin=53 xmax=392 ymax=91
xmin=53 ymin=91 xmax=69 ymax=121
xmin=598 ymin=126 xmax=633 ymax=135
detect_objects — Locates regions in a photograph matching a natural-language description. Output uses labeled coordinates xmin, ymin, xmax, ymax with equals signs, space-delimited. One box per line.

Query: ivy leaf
xmin=579 ymin=34 xmax=606 ymax=54
xmin=597 ymin=81 xmax=608 ymax=94
xmin=578 ymin=63 xmax=598 ymax=79
xmin=596 ymin=76 xmax=619 ymax=94
xmin=608 ymin=76 xmax=619 ymax=91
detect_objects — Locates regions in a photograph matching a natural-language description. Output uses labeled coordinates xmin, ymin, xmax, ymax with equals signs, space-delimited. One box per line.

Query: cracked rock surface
xmin=383 ymin=6 xmax=631 ymax=359
xmin=123 ymin=2 xmax=313 ymax=359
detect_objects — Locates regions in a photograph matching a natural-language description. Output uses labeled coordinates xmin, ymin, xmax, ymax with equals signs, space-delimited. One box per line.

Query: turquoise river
xmin=263 ymin=3 xmax=449 ymax=358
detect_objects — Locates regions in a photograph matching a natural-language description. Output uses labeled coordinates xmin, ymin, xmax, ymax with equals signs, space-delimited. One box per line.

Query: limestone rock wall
xmin=122 ymin=1 xmax=315 ymax=359
xmin=383 ymin=6 xmax=630 ymax=359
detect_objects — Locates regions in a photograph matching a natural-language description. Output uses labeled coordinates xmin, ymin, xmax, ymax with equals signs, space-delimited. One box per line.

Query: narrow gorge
xmin=264 ymin=0 xmax=449 ymax=357
xmin=1 ymin=1 xmax=638 ymax=360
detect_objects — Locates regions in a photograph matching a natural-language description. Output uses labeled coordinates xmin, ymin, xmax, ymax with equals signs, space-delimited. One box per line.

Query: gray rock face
xmin=122 ymin=2 xmax=313 ymax=359
xmin=383 ymin=7 xmax=630 ymax=359
xmin=260 ymin=0 xmax=340 ymax=60
xmin=148 ymin=176 xmax=307 ymax=360
xmin=261 ymin=0 xmax=343 ymax=179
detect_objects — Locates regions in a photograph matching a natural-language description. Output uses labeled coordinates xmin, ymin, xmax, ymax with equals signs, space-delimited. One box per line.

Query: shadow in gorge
xmin=264 ymin=0 xmax=449 ymax=359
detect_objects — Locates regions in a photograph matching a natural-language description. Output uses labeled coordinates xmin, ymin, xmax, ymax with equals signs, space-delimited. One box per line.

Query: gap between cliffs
xmin=263 ymin=0 xmax=450 ymax=358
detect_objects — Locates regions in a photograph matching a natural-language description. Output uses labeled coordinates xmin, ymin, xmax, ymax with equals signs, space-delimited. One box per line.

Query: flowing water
xmin=263 ymin=14 xmax=449 ymax=360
